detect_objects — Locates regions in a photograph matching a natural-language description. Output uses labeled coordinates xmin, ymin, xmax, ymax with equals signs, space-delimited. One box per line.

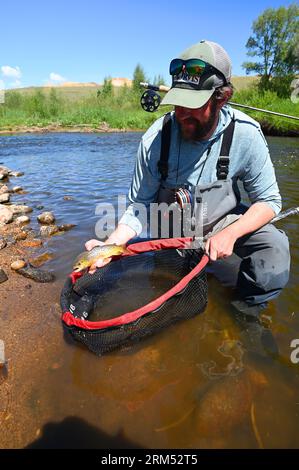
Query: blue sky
xmin=0 ymin=0 xmax=295 ymax=89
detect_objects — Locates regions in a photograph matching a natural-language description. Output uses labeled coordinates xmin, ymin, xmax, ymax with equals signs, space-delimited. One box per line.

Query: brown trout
xmin=73 ymin=244 xmax=129 ymax=272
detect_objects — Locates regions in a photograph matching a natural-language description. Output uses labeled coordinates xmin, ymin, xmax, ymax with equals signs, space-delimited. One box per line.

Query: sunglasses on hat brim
xmin=169 ymin=58 xmax=227 ymax=85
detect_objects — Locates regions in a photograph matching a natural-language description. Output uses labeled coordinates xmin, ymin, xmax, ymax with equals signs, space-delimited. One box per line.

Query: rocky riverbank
xmin=0 ymin=122 xmax=297 ymax=137
xmin=0 ymin=123 xmax=138 ymax=135
xmin=0 ymin=165 xmax=75 ymax=285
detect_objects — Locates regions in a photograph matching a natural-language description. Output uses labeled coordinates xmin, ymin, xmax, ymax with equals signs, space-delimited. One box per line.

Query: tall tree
xmin=97 ymin=76 xmax=113 ymax=99
xmin=132 ymin=64 xmax=147 ymax=91
xmin=242 ymin=4 xmax=299 ymax=93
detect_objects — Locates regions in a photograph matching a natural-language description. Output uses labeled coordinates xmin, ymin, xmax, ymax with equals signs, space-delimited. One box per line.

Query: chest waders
xmin=60 ymin=115 xmax=240 ymax=355
xmin=155 ymin=113 xmax=239 ymax=239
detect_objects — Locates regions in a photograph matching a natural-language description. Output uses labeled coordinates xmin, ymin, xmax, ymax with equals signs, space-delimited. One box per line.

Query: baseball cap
xmin=161 ymin=40 xmax=232 ymax=109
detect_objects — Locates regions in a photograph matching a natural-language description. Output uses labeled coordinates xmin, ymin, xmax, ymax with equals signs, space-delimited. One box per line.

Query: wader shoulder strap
xmin=157 ymin=113 xmax=235 ymax=181
xmin=216 ymin=118 xmax=235 ymax=180
xmin=158 ymin=112 xmax=172 ymax=180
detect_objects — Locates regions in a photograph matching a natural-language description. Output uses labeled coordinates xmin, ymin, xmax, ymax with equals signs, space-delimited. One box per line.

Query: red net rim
xmin=61 ymin=238 xmax=209 ymax=331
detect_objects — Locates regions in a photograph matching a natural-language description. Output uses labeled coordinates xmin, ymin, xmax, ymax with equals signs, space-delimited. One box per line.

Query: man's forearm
xmin=106 ymin=223 xmax=137 ymax=245
xmin=224 ymin=202 xmax=276 ymax=240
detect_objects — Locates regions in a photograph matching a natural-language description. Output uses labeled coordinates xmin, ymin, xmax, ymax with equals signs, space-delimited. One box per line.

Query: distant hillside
xmin=231 ymin=76 xmax=259 ymax=91
xmin=9 ymin=75 xmax=258 ymax=100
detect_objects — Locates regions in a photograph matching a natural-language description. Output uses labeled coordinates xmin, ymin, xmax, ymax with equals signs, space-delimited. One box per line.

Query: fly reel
xmin=140 ymin=89 xmax=161 ymax=112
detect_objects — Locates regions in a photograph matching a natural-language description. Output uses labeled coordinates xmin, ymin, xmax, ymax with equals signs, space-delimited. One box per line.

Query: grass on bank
xmin=0 ymin=80 xmax=298 ymax=135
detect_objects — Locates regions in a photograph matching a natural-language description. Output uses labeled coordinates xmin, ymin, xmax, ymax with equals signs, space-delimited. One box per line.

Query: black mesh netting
xmin=61 ymin=248 xmax=208 ymax=355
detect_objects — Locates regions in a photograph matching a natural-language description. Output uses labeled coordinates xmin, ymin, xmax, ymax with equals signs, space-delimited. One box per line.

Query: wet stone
xmin=0 ymin=238 xmax=7 ymax=250
xmin=15 ymin=215 xmax=30 ymax=225
xmin=37 ymin=211 xmax=55 ymax=225
xmin=0 ymin=166 xmax=10 ymax=176
xmin=39 ymin=225 xmax=59 ymax=237
xmin=0 ymin=193 xmax=10 ymax=203
xmin=0 ymin=205 xmax=13 ymax=224
xmin=29 ymin=252 xmax=53 ymax=268
xmin=0 ymin=185 xmax=9 ymax=195
xmin=0 ymin=269 xmax=8 ymax=284
xmin=9 ymin=171 xmax=24 ymax=177
xmin=16 ymin=264 xmax=55 ymax=283
xmin=58 ymin=223 xmax=76 ymax=232
xmin=21 ymin=239 xmax=43 ymax=248
xmin=11 ymin=259 xmax=27 ymax=270
xmin=15 ymin=231 xmax=28 ymax=241
xmin=5 ymin=235 xmax=16 ymax=247
xmin=9 ymin=204 xmax=33 ymax=215
xmin=11 ymin=186 xmax=23 ymax=193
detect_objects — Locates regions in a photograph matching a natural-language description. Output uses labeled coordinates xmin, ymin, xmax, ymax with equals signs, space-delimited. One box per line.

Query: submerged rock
xmin=29 ymin=252 xmax=53 ymax=268
xmin=37 ymin=211 xmax=55 ymax=225
xmin=193 ymin=368 xmax=268 ymax=438
xmin=16 ymin=264 xmax=55 ymax=283
xmin=0 ymin=205 xmax=13 ymax=224
xmin=11 ymin=186 xmax=23 ymax=193
xmin=15 ymin=231 xmax=28 ymax=241
xmin=39 ymin=225 xmax=59 ymax=237
xmin=21 ymin=239 xmax=43 ymax=248
xmin=63 ymin=195 xmax=74 ymax=201
xmin=15 ymin=215 xmax=30 ymax=225
xmin=5 ymin=235 xmax=16 ymax=247
xmin=58 ymin=223 xmax=76 ymax=232
xmin=0 ymin=268 xmax=8 ymax=283
xmin=9 ymin=171 xmax=24 ymax=177
xmin=11 ymin=259 xmax=27 ymax=270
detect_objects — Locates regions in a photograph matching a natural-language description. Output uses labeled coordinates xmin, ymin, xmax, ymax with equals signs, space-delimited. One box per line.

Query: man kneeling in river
xmin=85 ymin=40 xmax=290 ymax=351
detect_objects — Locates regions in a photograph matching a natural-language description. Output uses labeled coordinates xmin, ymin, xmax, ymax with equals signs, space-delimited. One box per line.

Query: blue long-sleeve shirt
xmin=120 ymin=105 xmax=282 ymax=235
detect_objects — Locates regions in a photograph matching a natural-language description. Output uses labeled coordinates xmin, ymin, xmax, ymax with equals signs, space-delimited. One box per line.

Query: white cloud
xmin=49 ymin=72 xmax=66 ymax=82
xmin=9 ymin=79 xmax=22 ymax=88
xmin=1 ymin=65 xmax=22 ymax=79
xmin=0 ymin=79 xmax=5 ymax=89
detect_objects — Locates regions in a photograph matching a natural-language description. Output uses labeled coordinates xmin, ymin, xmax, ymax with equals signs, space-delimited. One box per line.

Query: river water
xmin=0 ymin=132 xmax=298 ymax=448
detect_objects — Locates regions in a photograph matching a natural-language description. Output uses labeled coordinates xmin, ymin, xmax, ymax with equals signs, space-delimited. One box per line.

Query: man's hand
xmin=84 ymin=224 xmax=137 ymax=274
xmin=84 ymin=239 xmax=111 ymax=273
xmin=205 ymin=202 xmax=276 ymax=261
xmin=205 ymin=228 xmax=237 ymax=261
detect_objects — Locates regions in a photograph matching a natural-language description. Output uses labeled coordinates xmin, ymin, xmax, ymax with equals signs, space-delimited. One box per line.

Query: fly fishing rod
xmin=272 ymin=206 xmax=299 ymax=223
xmin=139 ymin=82 xmax=299 ymax=122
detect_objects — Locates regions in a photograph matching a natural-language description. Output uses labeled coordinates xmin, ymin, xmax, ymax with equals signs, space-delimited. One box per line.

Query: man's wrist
xmin=222 ymin=222 xmax=241 ymax=240
xmin=106 ymin=224 xmax=136 ymax=245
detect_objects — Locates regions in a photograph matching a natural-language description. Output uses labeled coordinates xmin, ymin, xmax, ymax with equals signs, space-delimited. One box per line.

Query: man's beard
xmin=178 ymin=98 xmax=218 ymax=141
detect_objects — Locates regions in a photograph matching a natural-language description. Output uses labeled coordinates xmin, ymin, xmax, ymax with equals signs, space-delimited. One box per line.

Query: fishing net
xmin=61 ymin=238 xmax=209 ymax=355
